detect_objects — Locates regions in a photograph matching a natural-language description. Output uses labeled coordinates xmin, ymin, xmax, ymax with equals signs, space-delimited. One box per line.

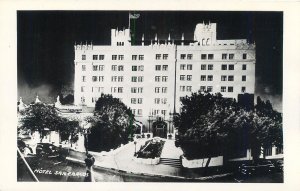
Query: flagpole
xmin=128 ymin=12 xmax=131 ymax=35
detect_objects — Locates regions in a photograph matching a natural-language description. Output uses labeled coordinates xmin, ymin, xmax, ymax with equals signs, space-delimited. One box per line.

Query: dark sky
xmin=17 ymin=11 xmax=283 ymax=110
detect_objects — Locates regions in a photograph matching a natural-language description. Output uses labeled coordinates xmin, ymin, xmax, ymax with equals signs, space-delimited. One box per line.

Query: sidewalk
xmin=66 ymin=138 xmax=232 ymax=180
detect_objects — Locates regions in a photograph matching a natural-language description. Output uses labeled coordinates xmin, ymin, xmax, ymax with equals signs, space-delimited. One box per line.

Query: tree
xmin=87 ymin=94 xmax=136 ymax=152
xmin=59 ymin=118 xmax=79 ymax=145
xmin=20 ymin=103 xmax=62 ymax=142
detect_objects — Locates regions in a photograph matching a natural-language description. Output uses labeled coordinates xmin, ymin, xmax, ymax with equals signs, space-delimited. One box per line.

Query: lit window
xmin=186 ymin=86 xmax=192 ymax=92
xmin=155 ymin=65 xmax=161 ymax=71
xmin=242 ymin=75 xmax=247 ymax=81
xmin=163 ymin=54 xmax=168 ymax=60
xmin=162 ymin=76 xmax=168 ymax=82
xmin=242 ymin=64 xmax=247 ymax=70
xmin=208 ymin=64 xmax=213 ymax=70
xmin=162 ymin=65 xmax=168 ymax=71
xmin=221 ymin=86 xmax=226 ymax=92
xmin=132 ymin=55 xmax=137 ymax=60
xmin=228 ymin=75 xmax=234 ymax=81
xmin=187 ymin=64 xmax=192 ymax=70
xmin=222 ymin=54 xmax=227 ymax=60
xmin=82 ymin=55 xmax=86 ymax=60
xmin=132 ymin=66 xmax=137 ymax=71
xmin=187 ymin=75 xmax=192 ymax=81
xmin=93 ymin=65 xmax=98 ymax=71
xmin=228 ymin=86 xmax=233 ymax=92
xmin=180 ymin=54 xmax=186 ymax=59
xmin=118 ymin=55 xmax=124 ymax=60
xmin=221 ymin=76 xmax=227 ymax=81
xmin=207 ymin=75 xmax=213 ymax=81
xmin=207 ymin=86 xmax=213 ymax=92
xmin=208 ymin=54 xmax=214 ymax=60
xmin=156 ymin=54 xmax=161 ymax=60
xmin=229 ymin=64 xmax=234 ymax=70
xmin=82 ymin=65 xmax=86 ymax=71
xmin=187 ymin=54 xmax=193 ymax=60
xmin=112 ymin=55 xmax=117 ymax=60
xmin=118 ymin=65 xmax=124 ymax=71
xmin=200 ymin=75 xmax=206 ymax=81
xmin=221 ymin=65 xmax=227 ymax=70
xmin=201 ymin=54 xmax=207 ymax=60
xmin=201 ymin=64 xmax=206 ymax=70
xmin=82 ymin=76 xmax=86 ymax=82
xmin=243 ymin=53 xmax=247 ymax=60
xmin=155 ymin=76 xmax=160 ymax=82
xmin=180 ymin=75 xmax=185 ymax=81
xmin=99 ymin=55 xmax=104 ymax=60
xmin=93 ymin=55 xmax=98 ymax=60
xmin=139 ymin=55 xmax=144 ymax=60
xmin=155 ymin=87 xmax=160 ymax=93
xmin=180 ymin=64 xmax=186 ymax=70
xmin=229 ymin=54 xmax=234 ymax=60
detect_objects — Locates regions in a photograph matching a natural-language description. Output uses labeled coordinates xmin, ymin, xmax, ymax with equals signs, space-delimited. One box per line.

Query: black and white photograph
xmin=15 ymin=10 xmax=285 ymax=183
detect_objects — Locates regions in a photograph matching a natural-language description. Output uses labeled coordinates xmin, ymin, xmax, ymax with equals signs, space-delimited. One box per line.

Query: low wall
xmin=182 ymin=156 xmax=223 ymax=168
xmin=133 ymin=157 xmax=160 ymax=165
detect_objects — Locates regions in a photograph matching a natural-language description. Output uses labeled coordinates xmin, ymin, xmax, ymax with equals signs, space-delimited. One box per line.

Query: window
xmin=180 ymin=86 xmax=185 ymax=92
xmin=111 ymin=87 xmax=117 ymax=93
xmin=201 ymin=64 xmax=206 ymax=70
xmin=180 ymin=54 xmax=186 ymax=59
xmin=221 ymin=86 xmax=226 ymax=92
xmin=112 ymin=55 xmax=117 ymax=60
xmin=208 ymin=64 xmax=213 ymax=70
xmin=228 ymin=86 xmax=233 ymax=92
xmin=200 ymin=86 xmax=206 ymax=92
xmin=118 ymin=87 xmax=123 ymax=93
xmin=161 ymin=110 xmax=166 ymax=116
xmin=162 ymin=76 xmax=168 ymax=82
xmin=201 ymin=75 xmax=206 ymax=81
xmin=138 ymin=65 xmax=144 ymax=71
xmin=139 ymin=55 xmax=144 ymax=60
xmin=187 ymin=54 xmax=193 ymax=60
xmin=155 ymin=65 xmax=161 ymax=71
xmin=241 ymin=86 xmax=246 ymax=93
xmin=156 ymin=54 xmax=161 ymax=60
xmin=138 ymin=87 xmax=143 ymax=93
xmin=180 ymin=75 xmax=185 ymax=81
xmin=99 ymin=65 xmax=104 ymax=71
xmin=99 ymin=76 xmax=104 ymax=82
xmin=138 ymin=76 xmax=143 ymax=82
xmin=111 ymin=76 xmax=117 ymax=82
xmin=132 ymin=66 xmax=137 ymax=71
xmin=137 ymin=109 xmax=142 ymax=115
xmin=154 ymin=109 xmax=159 ymax=115
xmin=265 ymin=147 xmax=272 ymax=156
xmin=132 ymin=76 xmax=137 ymax=82
xmin=162 ymin=65 xmax=168 ymax=71
xmin=131 ymin=87 xmax=137 ymax=93
xmin=132 ymin=55 xmax=137 ymax=60
xmin=163 ymin=54 xmax=168 ymax=60
xmin=155 ymin=76 xmax=160 ymax=82
xmin=228 ymin=75 xmax=234 ymax=81
xmin=242 ymin=64 xmax=247 ymax=70
xmin=201 ymin=54 xmax=207 ymax=60
xmin=118 ymin=76 xmax=123 ymax=82
xmin=180 ymin=64 xmax=186 ymax=70
xmin=155 ymin=87 xmax=160 ymax=93
xmin=208 ymin=54 xmax=214 ymax=60
xmin=99 ymin=55 xmax=104 ymax=60
xmin=222 ymin=54 xmax=227 ymax=60
xmin=138 ymin=98 xmax=143 ymax=104
xmin=229 ymin=54 xmax=234 ymax=60
xmin=118 ymin=55 xmax=124 ymax=60
xmin=131 ymin=98 xmax=136 ymax=104
xmin=221 ymin=64 xmax=227 ymax=70
xmin=81 ymin=86 xmax=85 ymax=92
xmin=207 ymin=86 xmax=213 ymax=92
xmin=229 ymin=64 xmax=234 ymax=70
xmin=92 ymin=76 xmax=97 ymax=82
xmin=162 ymin=87 xmax=167 ymax=93
xmin=112 ymin=65 xmax=117 ymax=71
xmin=243 ymin=53 xmax=247 ymax=60
xmin=161 ymin=98 xmax=167 ymax=104
xmin=221 ymin=75 xmax=227 ymax=81
xmin=276 ymin=146 xmax=283 ymax=154
xmin=82 ymin=65 xmax=86 ymax=71
xmin=154 ymin=98 xmax=160 ymax=104
xmin=118 ymin=65 xmax=124 ymax=71
xmin=132 ymin=109 xmax=136 ymax=115
xmin=82 ymin=76 xmax=86 ymax=82
xmin=207 ymin=75 xmax=213 ymax=81
xmin=82 ymin=54 xmax=86 ymax=60
xmin=93 ymin=55 xmax=98 ymax=60
xmin=93 ymin=65 xmax=98 ymax=71
xmin=242 ymin=75 xmax=247 ymax=81
xmin=187 ymin=75 xmax=192 ymax=81
xmin=187 ymin=64 xmax=192 ymax=70
xmin=186 ymin=86 xmax=192 ymax=92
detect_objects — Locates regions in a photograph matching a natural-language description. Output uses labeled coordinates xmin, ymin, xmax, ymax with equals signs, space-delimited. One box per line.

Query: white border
xmin=1 ymin=1 xmax=300 ymax=191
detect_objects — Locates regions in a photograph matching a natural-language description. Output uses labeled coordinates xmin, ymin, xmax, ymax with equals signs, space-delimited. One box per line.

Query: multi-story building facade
xmin=74 ymin=22 xmax=255 ymax=137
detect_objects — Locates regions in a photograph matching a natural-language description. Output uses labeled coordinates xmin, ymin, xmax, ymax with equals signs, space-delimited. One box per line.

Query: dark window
xmin=208 ymin=64 xmax=213 ymax=70
xmin=222 ymin=54 xmax=227 ymax=60
xmin=155 ymin=65 xmax=161 ymax=71
xmin=228 ymin=86 xmax=233 ymax=92
xmin=156 ymin=54 xmax=161 ymax=60
xmin=208 ymin=54 xmax=214 ymax=60
xmin=112 ymin=55 xmax=117 ymax=60
xmin=99 ymin=55 xmax=104 ymax=60
xmin=82 ymin=55 xmax=86 ymax=60
xmin=163 ymin=54 xmax=168 ymax=60
xmin=221 ymin=64 xmax=227 ymax=70
xmin=132 ymin=55 xmax=137 ymax=60
xmin=93 ymin=55 xmax=98 ymax=60
xmin=229 ymin=64 xmax=234 ymax=70
xmin=201 ymin=64 xmax=206 ymax=70
xmin=228 ymin=75 xmax=234 ymax=81
xmin=241 ymin=87 xmax=246 ymax=92
xmin=242 ymin=75 xmax=247 ymax=81
xmin=243 ymin=53 xmax=247 ymax=59
xmin=180 ymin=54 xmax=186 ymax=60
xmin=187 ymin=54 xmax=193 ymax=60
xmin=201 ymin=54 xmax=207 ymax=60
xmin=229 ymin=54 xmax=234 ymax=60
xmin=132 ymin=66 xmax=137 ymax=71
xmin=242 ymin=64 xmax=247 ymax=70
xmin=139 ymin=55 xmax=144 ymax=60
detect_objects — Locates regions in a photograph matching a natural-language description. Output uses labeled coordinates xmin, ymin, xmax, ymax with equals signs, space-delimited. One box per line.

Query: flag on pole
xmin=129 ymin=13 xmax=140 ymax=19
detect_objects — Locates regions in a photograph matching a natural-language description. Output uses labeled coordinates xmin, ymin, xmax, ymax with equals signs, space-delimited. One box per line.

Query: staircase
xmin=159 ymin=157 xmax=182 ymax=168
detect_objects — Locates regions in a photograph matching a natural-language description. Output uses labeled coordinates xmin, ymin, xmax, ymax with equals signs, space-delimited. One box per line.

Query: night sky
xmin=17 ymin=11 xmax=283 ymax=111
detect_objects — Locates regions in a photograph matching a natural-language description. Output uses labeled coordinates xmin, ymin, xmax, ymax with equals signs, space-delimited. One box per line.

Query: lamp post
xmin=81 ymin=122 xmax=92 ymax=155
xmin=134 ymin=140 xmax=137 ymax=156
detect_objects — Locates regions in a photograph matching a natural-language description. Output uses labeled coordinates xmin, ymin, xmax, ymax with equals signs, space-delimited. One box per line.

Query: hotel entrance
xmin=152 ymin=118 xmax=167 ymax=138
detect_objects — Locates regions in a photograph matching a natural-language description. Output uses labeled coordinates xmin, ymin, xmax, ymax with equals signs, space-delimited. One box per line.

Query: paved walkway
xmin=160 ymin=139 xmax=183 ymax=159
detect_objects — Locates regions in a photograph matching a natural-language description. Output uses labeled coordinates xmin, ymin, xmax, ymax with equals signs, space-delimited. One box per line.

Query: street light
xmin=134 ymin=141 xmax=137 ymax=156
xmin=81 ymin=121 xmax=92 ymax=155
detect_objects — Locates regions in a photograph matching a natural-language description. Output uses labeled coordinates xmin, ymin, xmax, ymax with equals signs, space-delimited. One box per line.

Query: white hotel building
xmin=73 ymin=22 xmax=255 ymax=136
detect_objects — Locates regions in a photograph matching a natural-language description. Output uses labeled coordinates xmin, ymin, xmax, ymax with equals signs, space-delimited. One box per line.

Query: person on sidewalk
xmin=84 ymin=154 xmax=95 ymax=182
